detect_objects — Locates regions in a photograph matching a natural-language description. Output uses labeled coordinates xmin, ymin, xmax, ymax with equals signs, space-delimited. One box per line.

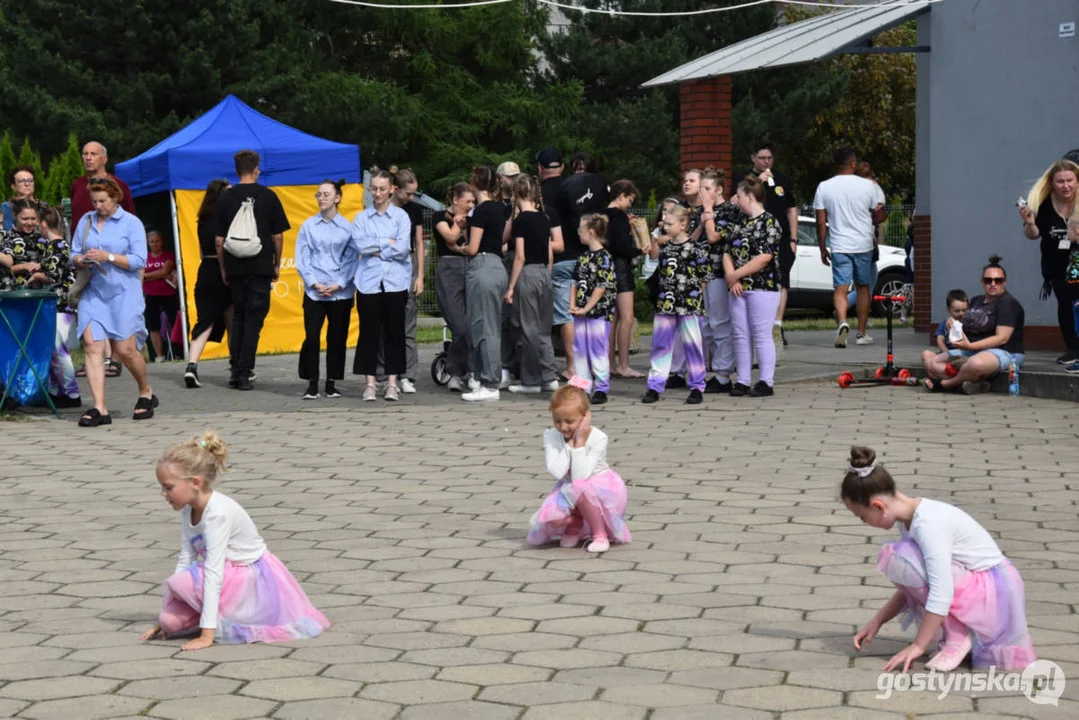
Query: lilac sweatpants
xmin=729 ymin=290 xmax=781 ymax=387
xmin=648 ymin=314 xmax=706 ymax=392
xmin=573 ymin=317 xmax=610 ymax=393
xmin=50 ymin=311 xmax=79 ymax=398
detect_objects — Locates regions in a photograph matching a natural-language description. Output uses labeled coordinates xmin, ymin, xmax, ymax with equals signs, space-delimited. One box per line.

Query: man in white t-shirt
xmin=813 ymin=147 xmax=886 ymax=347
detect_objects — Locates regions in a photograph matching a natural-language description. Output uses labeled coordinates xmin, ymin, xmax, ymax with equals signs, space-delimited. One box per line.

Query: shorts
xmin=552 ymin=259 xmax=576 ymax=326
xmin=831 ymin=250 xmax=874 ymax=289
xmin=144 ymin=294 xmax=180 ymax=332
xmin=778 ymin=242 xmax=795 ymax=290
xmin=948 ymin=348 xmax=1025 ymax=374
xmin=613 ymin=256 xmax=636 ymax=294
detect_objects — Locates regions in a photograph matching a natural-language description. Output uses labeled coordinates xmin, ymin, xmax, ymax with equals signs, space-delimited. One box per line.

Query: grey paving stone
xmin=323 ymin=661 xmax=437 ymax=683
xmin=241 ymin=676 xmax=361 ymax=701
xmin=437 ymin=663 xmax=551 ymax=686
xmin=149 ymin=694 xmax=278 ymax=720
xmin=0 ymin=675 xmax=119 ymax=701
xmin=361 ymin=679 xmax=479 ymax=704
xmin=397 ymin=701 xmax=523 ymax=720
xmin=119 ymin=676 xmax=242 ymax=699
xmin=521 ymin=701 xmax=646 ymax=720
xmin=272 ymin=697 xmax=401 ymax=720
xmin=479 ymin=681 xmax=594 ymax=706
xmin=18 ymin=695 xmax=149 ymax=720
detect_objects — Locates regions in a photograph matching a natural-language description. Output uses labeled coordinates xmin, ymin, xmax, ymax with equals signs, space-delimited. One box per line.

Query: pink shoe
xmin=586 ymin=538 xmax=610 ymax=553
xmin=925 ymin=634 xmax=973 ymax=672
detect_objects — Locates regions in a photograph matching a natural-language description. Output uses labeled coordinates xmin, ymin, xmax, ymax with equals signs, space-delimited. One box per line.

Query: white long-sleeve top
xmin=543 ymin=427 xmax=610 ymax=482
xmin=175 ymin=492 xmax=266 ymax=629
xmin=900 ymin=497 xmax=1004 ymax=616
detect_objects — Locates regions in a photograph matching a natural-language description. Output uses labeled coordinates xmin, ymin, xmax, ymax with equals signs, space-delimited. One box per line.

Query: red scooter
xmin=837 ymin=295 xmax=921 ymax=389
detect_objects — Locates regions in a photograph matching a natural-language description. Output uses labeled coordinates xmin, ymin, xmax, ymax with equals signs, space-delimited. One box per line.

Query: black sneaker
xmin=642 ymin=389 xmax=660 ymax=404
xmin=303 ymin=382 xmax=319 ymax=399
xmin=591 ymin=391 xmax=608 ymax=405
xmin=730 ymin=383 xmax=750 ymax=397
xmin=686 ymin=389 xmax=703 ymax=405
xmin=184 ymin=363 xmax=201 ymax=389
xmin=1057 ymin=351 xmax=1079 ymax=365
xmin=325 ymin=381 xmax=342 ymax=398
xmin=228 ymin=375 xmax=239 ymax=388
xmin=749 ymin=381 xmax=775 ymax=397
xmin=237 ymin=375 xmax=253 ymax=391
xmin=48 ymin=393 xmax=82 ymax=409
xmin=705 ymin=376 xmax=731 ymax=394
xmin=666 ymin=374 xmax=687 ymax=389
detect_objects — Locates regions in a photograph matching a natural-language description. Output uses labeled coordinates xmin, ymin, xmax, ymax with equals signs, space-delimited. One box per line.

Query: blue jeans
xmin=551 ymin=260 xmax=575 ymax=326
xmin=948 ymin=348 xmax=1025 ymax=374
xmin=832 ymin=250 xmax=874 ymax=289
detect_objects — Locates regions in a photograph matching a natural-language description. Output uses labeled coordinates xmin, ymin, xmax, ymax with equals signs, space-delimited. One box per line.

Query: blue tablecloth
xmin=0 ymin=289 xmax=58 ymax=406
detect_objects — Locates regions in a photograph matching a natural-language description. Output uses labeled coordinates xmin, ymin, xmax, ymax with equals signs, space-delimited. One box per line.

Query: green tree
xmin=39 ymin=134 xmax=84 ymax=206
xmin=0 ymin=133 xmax=17 ymax=195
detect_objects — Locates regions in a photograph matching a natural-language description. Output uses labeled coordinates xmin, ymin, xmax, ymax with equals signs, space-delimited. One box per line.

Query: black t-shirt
xmin=434 ymin=210 xmax=463 ymax=258
xmin=733 ymin=168 xmax=796 ymax=242
xmin=214 ymin=183 xmax=290 ymax=276
xmin=556 ymin=172 xmax=608 ymax=262
xmin=403 ymin=200 xmax=424 ymax=254
xmin=541 ymin=177 xmax=562 ymax=229
xmin=512 ymin=211 xmax=551 ymax=265
xmin=963 ymin=292 xmax=1025 ymax=354
xmin=471 ymin=200 xmax=506 ymax=256
xmin=1035 ymin=197 xmax=1070 ymax=278
xmin=605 ymin=206 xmax=639 ymax=261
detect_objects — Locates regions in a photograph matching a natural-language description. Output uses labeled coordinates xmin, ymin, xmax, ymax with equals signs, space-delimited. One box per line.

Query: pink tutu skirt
xmin=162 ymin=551 xmax=330 ymax=644
xmin=878 ymin=538 xmax=1036 ymax=670
xmin=528 ymin=469 xmax=631 ymax=546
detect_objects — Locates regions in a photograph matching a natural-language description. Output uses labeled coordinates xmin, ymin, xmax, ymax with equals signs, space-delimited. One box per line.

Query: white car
xmin=788 ymin=216 xmax=908 ymax=317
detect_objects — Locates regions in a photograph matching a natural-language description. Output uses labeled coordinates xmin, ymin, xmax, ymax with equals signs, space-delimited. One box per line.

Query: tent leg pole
xmin=170 ymin=191 xmax=191 ymax=361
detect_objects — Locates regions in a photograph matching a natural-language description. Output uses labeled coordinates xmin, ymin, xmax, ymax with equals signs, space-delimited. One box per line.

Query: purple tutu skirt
xmin=162 ymin=551 xmax=330 ymax=644
xmin=878 ymin=538 xmax=1036 ymax=670
xmin=527 ymin=469 xmax=631 ymax=546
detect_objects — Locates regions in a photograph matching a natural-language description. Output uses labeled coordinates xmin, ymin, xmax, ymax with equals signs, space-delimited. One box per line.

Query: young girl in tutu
xmin=140 ymin=431 xmax=330 ymax=650
xmin=528 ymin=381 xmax=631 ymax=553
xmin=842 ymin=446 xmax=1036 ymax=673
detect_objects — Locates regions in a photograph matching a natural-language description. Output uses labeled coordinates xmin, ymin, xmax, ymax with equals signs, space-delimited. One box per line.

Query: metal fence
xmin=415 ymin=204 xmax=914 ymax=315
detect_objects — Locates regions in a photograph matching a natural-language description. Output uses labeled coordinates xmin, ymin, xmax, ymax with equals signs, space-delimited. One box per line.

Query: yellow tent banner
xmin=175 ymin=185 xmax=365 ymax=361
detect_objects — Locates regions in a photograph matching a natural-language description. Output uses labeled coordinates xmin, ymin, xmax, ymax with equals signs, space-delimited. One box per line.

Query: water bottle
xmin=1008 ymin=361 xmax=1020 ymax=397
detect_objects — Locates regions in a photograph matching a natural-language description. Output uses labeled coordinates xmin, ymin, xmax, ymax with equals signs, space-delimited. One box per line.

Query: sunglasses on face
xmin=982 ymin=277 xmax=1005 ymax=285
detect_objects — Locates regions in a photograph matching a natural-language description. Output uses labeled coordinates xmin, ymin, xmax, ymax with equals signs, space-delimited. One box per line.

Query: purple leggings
xmin=648 ymin=314 xmax=706 ymax=392
xmin=729 ymin=290 xmax=781 ymax=387
xmin=573 ymin=317 xmax=610 ymax=393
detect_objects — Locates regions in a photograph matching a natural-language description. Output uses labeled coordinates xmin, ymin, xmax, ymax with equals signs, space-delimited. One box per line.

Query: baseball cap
xmin=535 ymin=146 xmax=563 ymax=169
xmin=496 ymin=161 xmax=521 ymax=177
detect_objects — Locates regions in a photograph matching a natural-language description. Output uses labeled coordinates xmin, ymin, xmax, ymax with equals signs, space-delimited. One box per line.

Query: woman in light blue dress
xmin=71 ymin=177 xmax=157 ymax=426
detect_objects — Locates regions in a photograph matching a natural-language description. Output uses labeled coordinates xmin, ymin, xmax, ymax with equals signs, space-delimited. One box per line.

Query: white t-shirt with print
xmin=812 ymin=174 xmax=886 ymax=254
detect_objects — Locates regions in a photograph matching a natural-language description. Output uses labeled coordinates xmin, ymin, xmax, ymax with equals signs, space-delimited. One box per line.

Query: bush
xmin=634 ymin=276 xmax=654 ymax=324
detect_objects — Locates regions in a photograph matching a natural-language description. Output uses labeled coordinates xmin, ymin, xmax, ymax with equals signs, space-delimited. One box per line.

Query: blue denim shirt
xmin=0 ymin=202 xmax=13 ymax=232
xmin=71 ymin=207 xmax=147 ymax=302
xmin=295 ymin=212 xmax=358 ymax=302
xmin=352 ymin=204 xmax=412 ymax=294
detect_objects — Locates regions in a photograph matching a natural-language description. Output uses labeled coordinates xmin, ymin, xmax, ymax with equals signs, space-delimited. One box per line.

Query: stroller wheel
xmin=431 ymin=353 xmax=451 ymax=386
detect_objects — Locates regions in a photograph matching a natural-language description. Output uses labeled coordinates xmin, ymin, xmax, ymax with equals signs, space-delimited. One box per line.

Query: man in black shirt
xmin=214 ymin=150 xmax=290 ymax=390
xmin=537 ymin=146 xmax=574 ymax=377
xmin=733 ymin=141 xmax=798 ymax=348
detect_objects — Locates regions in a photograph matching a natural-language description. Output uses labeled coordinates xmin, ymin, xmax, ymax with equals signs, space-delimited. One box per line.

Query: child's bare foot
xmin=560 ymin=534 xmax=582 ymax=548
xmin=139 ymin=624 xmax=162 ymax=641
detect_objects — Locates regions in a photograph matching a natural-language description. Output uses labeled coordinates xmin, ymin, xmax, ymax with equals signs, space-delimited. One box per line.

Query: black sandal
xmin=105 ymin=359 xmax=123 ymax=378
xmin=78 ymin=408 xmax=112 ymax=427
xmin=133 ymin=394 xmax=159 ymax=420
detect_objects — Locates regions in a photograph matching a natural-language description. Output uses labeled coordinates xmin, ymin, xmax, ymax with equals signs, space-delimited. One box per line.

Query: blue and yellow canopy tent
xmin=116 ymin=95 xmax=362 ymax=359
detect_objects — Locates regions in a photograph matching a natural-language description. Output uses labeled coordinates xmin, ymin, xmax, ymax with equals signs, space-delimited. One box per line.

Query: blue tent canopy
xmin=115 ymin=95 xmax=361 ymax=197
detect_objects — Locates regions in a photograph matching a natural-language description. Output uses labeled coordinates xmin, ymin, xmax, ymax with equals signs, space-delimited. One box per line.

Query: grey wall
xmin=925 ymin=0 xmax=1079 ymax=327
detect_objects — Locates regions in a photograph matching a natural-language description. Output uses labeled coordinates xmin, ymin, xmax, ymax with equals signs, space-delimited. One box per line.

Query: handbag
xmin=630 ymin=217 xmax=651 ymax=253
xmin=66 ymin=216 xmax=93 ymax=309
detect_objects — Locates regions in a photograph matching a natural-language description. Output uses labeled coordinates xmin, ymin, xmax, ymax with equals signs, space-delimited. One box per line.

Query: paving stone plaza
xmin=1 ymin=346 xmax=1077 ymax=719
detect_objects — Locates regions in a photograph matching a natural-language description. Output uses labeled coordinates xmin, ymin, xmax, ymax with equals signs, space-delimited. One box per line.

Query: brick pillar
xmin=680 ymin=76 xmax=732 ymax=179
xmin=913 ymin=214 xmax=932 ymax=334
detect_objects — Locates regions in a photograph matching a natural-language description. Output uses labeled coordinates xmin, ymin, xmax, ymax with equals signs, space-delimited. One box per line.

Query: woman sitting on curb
xmin=921 ymin=255 xmax=1024 ymax=395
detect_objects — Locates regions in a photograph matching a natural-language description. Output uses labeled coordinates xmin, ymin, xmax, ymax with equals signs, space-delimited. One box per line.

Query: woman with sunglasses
xmin=922 ymin=255 xmax=1025 ymax=395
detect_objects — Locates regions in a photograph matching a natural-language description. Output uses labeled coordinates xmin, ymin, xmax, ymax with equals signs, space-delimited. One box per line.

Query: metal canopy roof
xmin=642 ymin=0 xmax=931 ymax=88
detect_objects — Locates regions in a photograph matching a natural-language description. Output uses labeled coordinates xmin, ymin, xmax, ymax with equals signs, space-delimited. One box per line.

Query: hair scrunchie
xmin=848 ymin=462 xmax=876 ymax=478
xmin=568 ymin=376 xmax=591 ymax=391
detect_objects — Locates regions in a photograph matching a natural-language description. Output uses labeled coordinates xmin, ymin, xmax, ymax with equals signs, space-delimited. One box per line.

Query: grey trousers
xmin=466 ymin=253 xmax=508 ymax=389
xmin=376 ymin=288 xmax=418 ymax=381
xmin=435 ymin=256 xmax=469 ymax=378
xmin=501 ymin=249 xmax=522 ymax=377
xmin=516 ymin=264 xmax=559 ymax=386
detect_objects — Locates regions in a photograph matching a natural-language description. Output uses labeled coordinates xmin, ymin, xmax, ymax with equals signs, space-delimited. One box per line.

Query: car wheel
xmin=873 ymin=272 xmax=907 ymax=318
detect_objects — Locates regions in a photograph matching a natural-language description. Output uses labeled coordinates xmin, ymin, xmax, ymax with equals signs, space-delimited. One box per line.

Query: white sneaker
xmin=467 ymin=377 xmax=481 ymax=392
xmin=462 ymin=387 xmax=500 ymax=402
xmin=400 ymin=378 xmax=416 ymax=394
xmin=384 ymin=384 xmax=400 ymax=401
xmin=499 ymin=369 xmax=513 ymax=390
xmin=542 ymin=380 xmax=560 ymax=392
xmin=855 ymin=333 xmax=874 ymax=346
xmin=508 ymin=384 xmax=541 ymax=394
xmin=447 ymin=376 xmax=463 ymax=392
xmin=835 ymin=322 xmax=850 ymax=348
xmin=154 ymin=356 xmax=166 ymax=364
xmin=362 ymin=384 xmax=377 ymax=402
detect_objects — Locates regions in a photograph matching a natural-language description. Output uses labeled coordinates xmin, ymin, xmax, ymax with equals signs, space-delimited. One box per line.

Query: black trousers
xmin=354 ymin=289 xmax=408 ymax=376
xmin=228 ymin=274 xmax=272 ymax=376
xmin=1051 ymin=275 xmax=1079 ymax=352
xmin=299 ymin=295 xmax=354 ymax=382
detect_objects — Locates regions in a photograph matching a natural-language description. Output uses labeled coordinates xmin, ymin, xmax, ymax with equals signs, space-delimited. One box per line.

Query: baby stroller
xmin=430 ymin=322 xmax=452 ymax=386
